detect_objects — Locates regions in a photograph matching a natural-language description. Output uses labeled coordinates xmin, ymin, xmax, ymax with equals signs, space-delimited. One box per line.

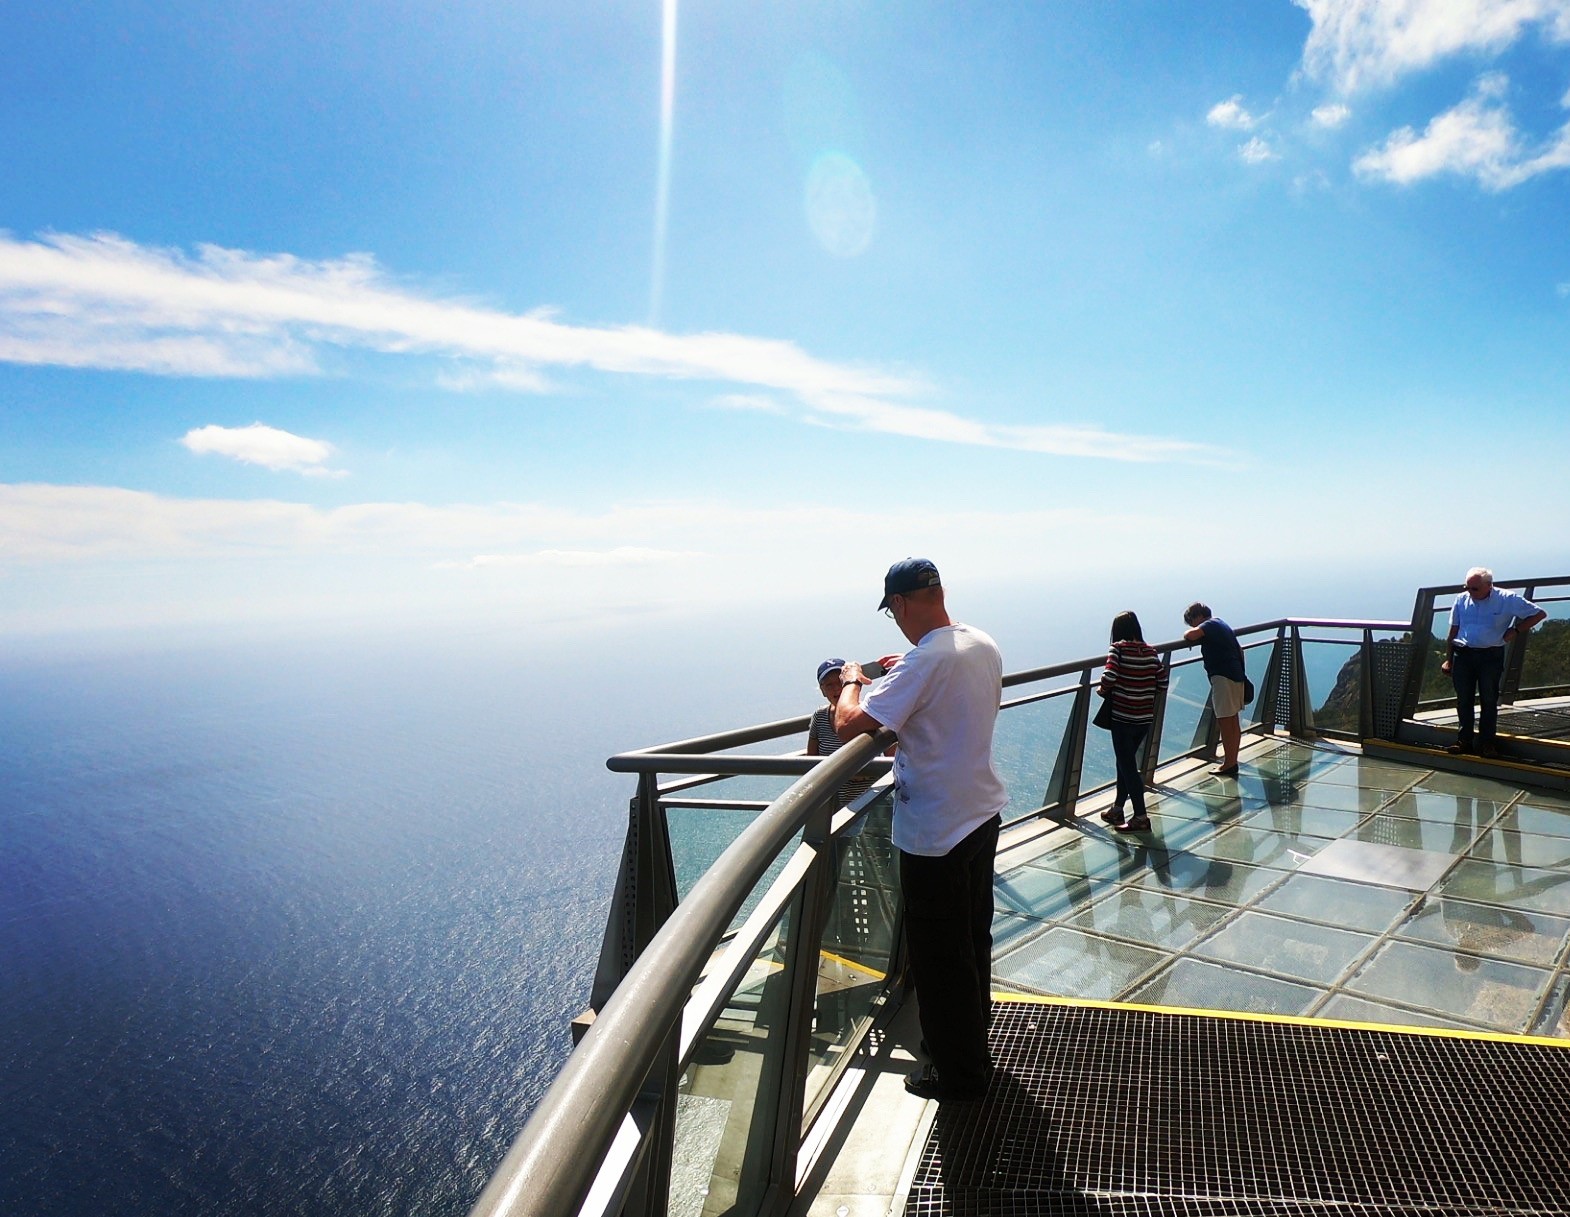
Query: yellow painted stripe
xmin=1371 ymin=739 xmax=1569 ymax=779
xmin=989 ymin=991 xmax=1570 ymax=1049
xmin=819 ymin=949 xmax=888 ymax=980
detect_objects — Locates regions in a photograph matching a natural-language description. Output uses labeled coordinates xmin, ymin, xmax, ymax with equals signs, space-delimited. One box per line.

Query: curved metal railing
xmin=469 ymin=729 xmax=893 ymax=1217
xmin=469 ymin=612 xmax=1441 ymax=1217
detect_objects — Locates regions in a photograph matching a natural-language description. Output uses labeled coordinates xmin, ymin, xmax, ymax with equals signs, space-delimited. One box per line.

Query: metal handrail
xmin=468 ymin=728 xmax=894 ymax=1217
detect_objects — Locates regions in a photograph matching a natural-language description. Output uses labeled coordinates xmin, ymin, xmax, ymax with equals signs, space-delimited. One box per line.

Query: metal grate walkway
xmin=907 ymin=999 xmax=1570 ymax=1216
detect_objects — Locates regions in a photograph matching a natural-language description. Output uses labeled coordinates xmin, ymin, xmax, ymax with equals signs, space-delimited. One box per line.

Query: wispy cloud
xmin=0 ymin=232 xmax=1234 ymax=465
xmin=1354 ymin=73 xmax=1570 ymax=187
xmin=0 ymin=483 xmax=1190 ymax=570
xmin=1207 ymin=95 xmax=1261 ymax=129
xmin=708 ymin=393 xmax=788 ymax=414
xmin=443 ymin=547 xmax=700 ymax=570
xmin=1296 ymin=0 xmax=1570 ymax=93
xmin=1311 ymin=102 xmax=1352 ymax=128
xmin=181 ymin=423 xmax=344 ymax=477
xmin=1239 ymin=137 xmax=1280 ymax=164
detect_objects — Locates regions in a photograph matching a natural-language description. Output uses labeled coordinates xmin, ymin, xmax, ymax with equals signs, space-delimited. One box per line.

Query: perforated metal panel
xmin=906 ymin=1001 xmax=1570 ymax=1216
xmin=1496 ymin=706 xmax=1570 ymax=742
xmin=1369 ymin=641 xmax=1410 ymax=741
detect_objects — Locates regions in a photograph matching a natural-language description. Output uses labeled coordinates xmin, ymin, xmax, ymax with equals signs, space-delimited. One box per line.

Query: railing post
xmin=1500 ymin=581 xmax=1534 ymax=706
xmin=765 ymin=798 xmax=837 ymax=1213
xmin=1358 ymin=628 xmax=1376 ymax=740
xmin=1398 ymin=586 xmax=1437 ymax=721
xmin=1044 ymin=669 xmax=1091 ymax=818
xmin=1190 ymin=686 xmax=1217 ymax=760
xmin=1288 ymin=625 xmax=1315 ymax=739
xmin=585 ymin=773 xmax=679 ymax=1019
xmin=1255 ymin=630 xmax=1286 ymax=734
xmin=1140 ymin=654 xmax=1171 ymax=785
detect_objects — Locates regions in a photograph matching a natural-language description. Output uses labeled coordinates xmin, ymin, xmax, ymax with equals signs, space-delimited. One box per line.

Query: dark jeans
xmin=1452 ymin=645 xmax=1505 ymax=744
xmin=899 ymin=814 xmax=999 ymax=1092
xmin=1110 ymin=719 xmax=1150 ymax=815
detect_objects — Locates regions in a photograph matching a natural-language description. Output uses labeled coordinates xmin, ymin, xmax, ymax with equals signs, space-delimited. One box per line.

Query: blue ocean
xmin=0 ymin=630 xmax=658 ymax=1217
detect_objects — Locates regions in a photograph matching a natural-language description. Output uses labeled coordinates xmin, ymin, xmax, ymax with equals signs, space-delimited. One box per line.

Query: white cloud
xmin=1296 ymin=0 xmax=1570 ymax=92
xmin=1312 ymin=102 xmax=1353 ymax=127
xmin=1354 ymin=74 xmax=1570 ymax=186
xmin=1556 ymin=281 xmax=1570 ymax=296
xmin=0 ymin=484 xmax=1221 ymax=574
xmin=436 ymin=365 xmax=553 ymax=394
xmin=0 ymin=232 xmax=1233 ymax=466
xmin=181 ymin=423 xmax=343 ymax=477
xmin=1239 ymin=137 xmax=1280 ymax=163
xmin=445 ymin=547 xmax=700 ymax=570
xmin=1207 ymin=95 xmax=1261 ymax=129
xmin=708 ymin=393 xmax=788 ymax=414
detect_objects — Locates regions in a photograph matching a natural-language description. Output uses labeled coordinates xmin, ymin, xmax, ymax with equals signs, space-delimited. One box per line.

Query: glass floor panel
xmin=1242 ymin=804 xmax=1368 ymax=837
xmin=1255 ymin=872 xmax=1414 ymax=932
xmin=1379 ymin=789 xmax=1512 ymax=823
xmin=989 ymin=737 xmax=1570 ymax=1038
xmin=1345 ymin=940 xmax=1550 ymax=1027
xmin=1315 ymin=993 xmax=1483 ymax=1031
xmin=1436 ymin=860 xmax=1570 ymax=917
xmin=1470 ymin=829 xmax=1570 ymax=871
xmin=1067 ymin=885 xmax=1234 ymax=950
xmin=1256 ymin=780 xmax=1400 ymax=813
xmin=1178 ymin=825 xmax=1335 ymax=871
xmin=1394 ymin=895 xmax=1570 ymax=968
xmin=1190 ymin=910 xmax=1377 ymax=985
xmin=1351 ymin=815 xmax=1486 ymax=854
xmin=1128 ymin=957 xmax=1324 ymax=1016
xmin=1502 ymin=802 xmax=1570 ymax=839
xmin=994 ymin=926 xmax=1167 ymax=1000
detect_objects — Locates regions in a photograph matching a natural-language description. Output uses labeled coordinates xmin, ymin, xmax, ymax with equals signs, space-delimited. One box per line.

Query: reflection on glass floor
xmin=993 ymin=739 xmax=1570 ymax=1038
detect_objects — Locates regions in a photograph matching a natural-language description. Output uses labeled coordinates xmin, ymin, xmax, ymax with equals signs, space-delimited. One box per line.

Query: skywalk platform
xmin=793 ymin=734 xmax=1570 ymax=1216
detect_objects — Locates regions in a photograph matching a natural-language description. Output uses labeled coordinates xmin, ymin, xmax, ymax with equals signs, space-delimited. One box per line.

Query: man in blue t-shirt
xmin=1182 ymin=601 xmax=1247 ymax=777
xmin=1441 ymin=567 xmax=1545 ymax=758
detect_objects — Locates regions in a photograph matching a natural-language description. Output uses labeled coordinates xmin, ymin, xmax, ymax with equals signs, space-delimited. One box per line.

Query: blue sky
xmin=3 ymin=1 xmax=1569 ymax=647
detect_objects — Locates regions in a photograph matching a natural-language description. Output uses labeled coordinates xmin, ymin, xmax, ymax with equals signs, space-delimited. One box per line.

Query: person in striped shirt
xmin=1097 ymin=611 xmax=1168 ymax=833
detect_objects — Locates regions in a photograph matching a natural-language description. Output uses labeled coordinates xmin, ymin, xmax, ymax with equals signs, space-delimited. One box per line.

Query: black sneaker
xmin=904 ymin=1064 xmax=987 ymax=1102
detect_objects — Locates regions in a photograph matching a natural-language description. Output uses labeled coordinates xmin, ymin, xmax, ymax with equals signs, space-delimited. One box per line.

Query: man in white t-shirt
xmin=834 ymin=558 xmax=1008 ymax=1102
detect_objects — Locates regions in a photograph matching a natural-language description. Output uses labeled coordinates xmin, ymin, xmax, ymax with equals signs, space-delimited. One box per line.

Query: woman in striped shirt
xmin=1097 ymin=611 xmax=1168 ymax=833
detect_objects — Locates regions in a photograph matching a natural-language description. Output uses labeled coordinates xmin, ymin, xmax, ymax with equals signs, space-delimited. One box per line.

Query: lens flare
xmin=650 ymin=0 xmax=678 ymax=324
xmin=805 ymin=151 xmax=876 ymax=258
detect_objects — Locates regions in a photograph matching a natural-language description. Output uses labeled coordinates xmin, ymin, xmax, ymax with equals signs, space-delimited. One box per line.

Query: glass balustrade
xmin=667 ymin=904 xmax=796 ymax=1217
xmin=1519 ymin=596 xmax=1570 ymax=694
xmin=992 ymin=688 xmax=1073 ymax=820
xmin=801 ymin=793 xmax=898 ymax=1124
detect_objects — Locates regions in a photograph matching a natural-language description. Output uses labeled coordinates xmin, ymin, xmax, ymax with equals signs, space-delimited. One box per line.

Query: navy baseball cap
xmin=878 ymin=557 xmax=941 ymax=610
xmin=816 ymin=658 xmax=846 ymax=683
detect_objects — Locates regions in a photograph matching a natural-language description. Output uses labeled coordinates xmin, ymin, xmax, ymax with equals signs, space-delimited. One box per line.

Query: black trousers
xmin=1110 ymin=719 xmax=1150 ymax=815
xmin=1452 ymin=645 xmax=1505 ymax=744
xmin=899 ymin=814 xmax=1000 ymax=1092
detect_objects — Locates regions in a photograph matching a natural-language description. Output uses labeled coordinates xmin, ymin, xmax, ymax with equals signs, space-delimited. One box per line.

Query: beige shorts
xmin=1210 ymin=675 xmax=1246 ymax=718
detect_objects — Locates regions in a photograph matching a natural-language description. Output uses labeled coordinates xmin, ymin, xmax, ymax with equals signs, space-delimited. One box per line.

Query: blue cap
xmin=878 ymin=557 xmax=940 ymax=610
xmin=816 ymin=658 xmax=846 ymax=683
